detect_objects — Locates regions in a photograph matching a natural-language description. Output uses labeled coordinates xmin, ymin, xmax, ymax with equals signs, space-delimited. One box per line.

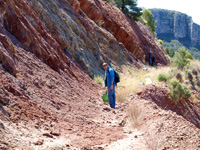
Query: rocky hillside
xmin=150 ymin=8 xmax=200 ymax=48
xmin=1 ymin=1 xmax=200 ymax=149
xmin=26 ymin=0 xmax=168 ymax=77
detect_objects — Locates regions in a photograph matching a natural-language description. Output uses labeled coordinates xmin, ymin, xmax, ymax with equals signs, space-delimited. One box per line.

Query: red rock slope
xmin=0 ymin=0 xmax=119 ymax=148
xmin=72 ymin=0 xmax=168 ymax=64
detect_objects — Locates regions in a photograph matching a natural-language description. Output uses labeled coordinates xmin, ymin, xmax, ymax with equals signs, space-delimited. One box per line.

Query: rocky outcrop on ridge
xmin=27 ymin=0 xmax=168 ymax=77
xmin=69 ymin=0 xmax=168 ymax=66
xmin=150 ymin=9 xmax=200 ymax=47
xmin=0 ymin=0 xmax=169 ymax=81
xmin=78 ymin=0 xmax=168 ymax=63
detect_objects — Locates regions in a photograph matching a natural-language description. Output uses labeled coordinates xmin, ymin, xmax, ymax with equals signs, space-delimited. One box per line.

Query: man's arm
xmin=110 ymin=69 xmax=114 ymax=89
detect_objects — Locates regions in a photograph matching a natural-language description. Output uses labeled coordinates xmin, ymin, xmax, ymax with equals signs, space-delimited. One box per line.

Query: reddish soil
xmin=138 ymin=85 xmax=200 ymax=128
xmin=0 ymin=45 xmax=126 ymax=149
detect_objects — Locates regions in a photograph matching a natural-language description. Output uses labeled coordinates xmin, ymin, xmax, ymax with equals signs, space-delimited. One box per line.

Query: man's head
xmin=103 ymin=63 xmax=108 ymax=70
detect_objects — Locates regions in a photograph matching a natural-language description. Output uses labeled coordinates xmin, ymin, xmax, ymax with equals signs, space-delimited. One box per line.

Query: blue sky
xmin=137 ymin=0 xmax=200 ymax=25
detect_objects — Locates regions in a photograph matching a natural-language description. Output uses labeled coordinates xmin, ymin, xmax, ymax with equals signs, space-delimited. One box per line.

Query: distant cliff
xmin=150 ymin=9 xmax=200 ymax=48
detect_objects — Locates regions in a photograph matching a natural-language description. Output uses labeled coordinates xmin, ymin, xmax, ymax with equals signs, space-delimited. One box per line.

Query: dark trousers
xmin=108 ymin=87 xmax=116 ymax=108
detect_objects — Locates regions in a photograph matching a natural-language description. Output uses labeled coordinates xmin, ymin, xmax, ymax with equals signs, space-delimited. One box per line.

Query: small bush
xmin=158 ymin=39 xmax=163 ymax=45
xmin=158 ymin=71 xmax=175 ymax=83
xmin=158 ymin=74 xmax=167 ymax=82
xmin=187 ymin=72 xmax=193 ymax=81
xmin=127 ymin=102 xmax=143 ymax=127
xmin=176 ymin=73 xmax=182 ymax=82
xmin=168 ymin=80 xmax=191 ymax=104
xmin=94 ymin=76 xmax=104 ymax=86
xmin=167 ymin=72 xmax=175 ymax=80
xmin=192 ymin=69 xmax=198 ymax=77
xmin=165 ymin=55 xmax=171 ymax=63
xmin=173 ymin=47 xmax=193 ymax=69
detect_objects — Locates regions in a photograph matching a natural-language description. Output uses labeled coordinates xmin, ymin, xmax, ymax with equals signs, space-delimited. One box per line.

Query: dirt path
xmin=1 ymin=84 xmax=200 ymax=150
xmin=104 ymin=129 xmax=149 ymax=150
xmin=93 ymin=101 xmax=150 ymax=150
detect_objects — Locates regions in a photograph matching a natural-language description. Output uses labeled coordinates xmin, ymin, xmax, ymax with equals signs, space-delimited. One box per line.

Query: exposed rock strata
xmin=27 ymin=0 xmax=140 ymax=77
xmin=74 ymin=0 xmax=168 ymax=65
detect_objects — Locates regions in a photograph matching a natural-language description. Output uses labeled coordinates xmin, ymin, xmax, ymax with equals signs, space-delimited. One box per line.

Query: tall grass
xmin=127 ymin=102 xmax=143 ymax=127
xmin=116 ymin=66 xmax=172 ymax=102
xmin=94 ymin=75 xmax=104 ymax=86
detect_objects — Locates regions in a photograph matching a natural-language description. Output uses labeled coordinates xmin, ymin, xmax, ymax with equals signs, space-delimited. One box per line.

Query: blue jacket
xmin=104 ymin=66 xmax=116 ymax=88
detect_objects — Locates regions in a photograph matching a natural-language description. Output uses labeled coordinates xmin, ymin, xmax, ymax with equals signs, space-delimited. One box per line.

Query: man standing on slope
xmin=103 ymin=63 xmax=116 ymax=108
xmin=148 ymin=50 xmax=152 ymax=66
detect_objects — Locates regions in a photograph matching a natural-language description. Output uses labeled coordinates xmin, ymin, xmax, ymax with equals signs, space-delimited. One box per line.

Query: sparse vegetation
xmin=176 ymin=73 xmax=183 ymax=83
xmin=168 ymin=80 xmax=191 ymax=104
xmin=115 ymin=0 xmax=142 ymax=21
xmin=158 ymin=71 xmax=175 ymax=83
xmin=127 ymin=102 xmax=143 ymax=127
xmin=158 ymin=74 xmax=167 ymax=82
xmin=162 ymin=40 xmax=200 ymax=59
xmin=158 ymin=39 xmax=163 ymax=45
xmin=141 ymin=9 xmax=157 ymax=37
xmin=173 ymin=47 xmax=193 ymax=69
xmin=97 ymin=20 xmax=105 ymax=27
xmin=94 ymin=75 xmax=104 ymax=86
xmin=166 ymin=47 xmax=175 ymax=58
xmin=116 ymin=66 xmax=172 ymax=102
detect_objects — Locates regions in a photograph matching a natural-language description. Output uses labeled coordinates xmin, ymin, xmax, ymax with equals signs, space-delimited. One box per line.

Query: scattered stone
xmin=81 ymin=146 xmax=92 ymax=150
xmin=0 ymin=122 xmax=5 ymax=130
xmin=119 ymin=120 xmax=126 ymax=127
xmin=103 ymin=107 xmax=111 ymax=111
xmin=176 ymin=73 xmax=182 ymax=82
xmin=43 ymin=133 xmax=54 ymax=138
xmin=34 ymin=139 xmax=44 ymax=145
xmin=66 ymin=144 xmax=70 ymax=147
xmin=50 ymin=131 xmax=60 ymax=136
xmin=187 ymin=72 xmax=193 ymax=81
xmin=93 ymin=147 xmax=104 ymax=150
xmin=192 ymin=69 xmax=198 ymax=76
xmin=134 ymin=135 xmax=138 ymax=138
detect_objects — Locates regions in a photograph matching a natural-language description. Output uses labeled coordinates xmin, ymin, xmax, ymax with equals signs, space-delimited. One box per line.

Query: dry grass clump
xmin=94 ymin=75 xmax=104 ymax=86
xmin=115 ymin=61 xmax=200 ymax=103
xmin=145 ymin=130 xmax=166 ymax=150
xmin=127 ymin=102 xmax=143 ymax=127
xmin=116 ymin=66 xmax=172 ymax=102
xmin=189 ymin=60 xmax=200 ymax=70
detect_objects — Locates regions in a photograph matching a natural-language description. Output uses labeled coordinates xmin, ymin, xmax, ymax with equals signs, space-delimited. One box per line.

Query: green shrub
xmin=168 ymin=80 xmax=191 ymax=104
xmin=158 ymin=74 xmax=167 ymax=82
xmin=141 ymin=9 xmax=157 ymax=37
xmin=158 ymin=39 xmax=163 ymax=45
xmin=115 ymin=0 xmax=142 ymax=21
xmin=94 ymin=76 xmax=104 ymax=86
xmin=173 ymin=47 xmax=193 ymax=69
xmin=185 ymin=69 xmax=192 ymax=78
xmin=165 ymin=55 xmax=171 ymax=63
xmin=158 ymin=72 xmax=174 ymax=83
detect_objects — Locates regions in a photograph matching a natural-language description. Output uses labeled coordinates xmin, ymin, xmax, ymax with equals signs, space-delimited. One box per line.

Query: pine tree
xmin=169 ymin=48 xmax=175 ymax=57
xmin=115 ymin=0 xmax=142 ymax=21
xmin=141 ymin=9 xmax=157 ymax=37
xmin=173 ymin=47 xmax=193 ymax=69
